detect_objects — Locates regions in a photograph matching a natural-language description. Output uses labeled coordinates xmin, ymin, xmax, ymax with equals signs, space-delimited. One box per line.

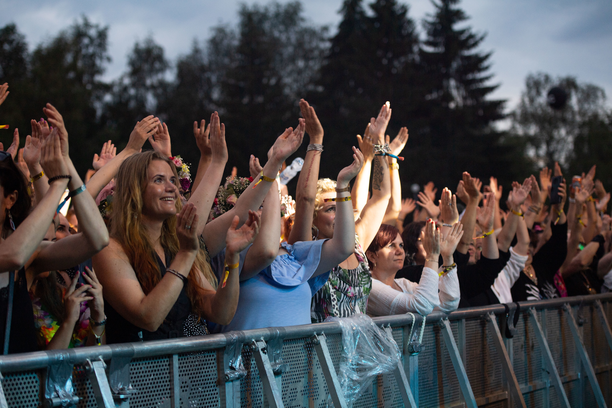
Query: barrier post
xmin=84 ymin=357 xmax=115 ymax=408
xmin=484 ymin=313 xmax=527 ymax=408
xmin=251 ymin=340 xmax=284 ymax=408
xmin=595 ymin=300 xmax=612 ymax=353
xmin=439 ymin=318 xmax=477 ymax=408
xmin=384 ymin=326 xmax=417 ymax=408
xmin=563 ymin=304 xmax=607 ymax=408
xmin=311 ymin=333 xmax=347 ymax=408
xmin=0 ymin=373 xmax=7 ymax=408
xmin=527 ymin=308 xmax=571 ymax=408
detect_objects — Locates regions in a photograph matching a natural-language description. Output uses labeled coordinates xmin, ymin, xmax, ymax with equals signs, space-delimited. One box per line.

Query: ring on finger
xmin=185 ymin=225 xmax=191 ymax=230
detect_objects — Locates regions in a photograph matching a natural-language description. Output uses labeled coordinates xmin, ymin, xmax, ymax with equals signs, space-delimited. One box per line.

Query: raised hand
xmin=388 ymin=127 xmax=409 ymax=156
xmin=249 ymin=155 xmax=263 ymax=179
xmin=0 ymin=83 xmax=9 ymax=106
xmin=5 ymin=128 xmax=19 ymax=159
xmin=82 ymin=267 xmax=104 ymax=320
xmin=400 ymin=198 xmax=416 ymax=215
xmin=299 ymin=99 xmax=323 ymax=143
xmin=92 ymin=140 xmax=116 ymax=171
xmin=508 ymin=178 xmax=532 ymax=210
xmin=208 ymin=112 xmax=229 ymax=164
xmin=456 ymin=180 xmax=469 ymax=204
xmin=575 ymin=184 xmax=593 ymax=205
xmin=597 ymin=193 xmax=610 ymax=213
xmin=439 ymin=188 xmax=459 ymax=224
xmin=539 ymin=166 xmax=552 ymax=196
xmin=39 ymin=128 xmax=69 ymax=179
xmin=150 ymin=122 xmax=172 ymax=157
xmin=417 ymin=191 xmax=441 ymax=219
xmin=226 ymin=211 xmax=261 ymax=255
xmin=489 ymin=177 xmax=503 ymax=202
xmin=127 ymin=116 xmax=160 ymax=151
xmin=421 ymin=219 xmax=441 ymax=260
xmin=529 ymin=175 xmax=542 ymax=205
xmin=584 ymin=165 xmax=596 ymax=182
xmin=440 ymin=222 xmax=464 ymax=259
xmin=193 ymin=119 xmax=211 ymax=158
xmin=553 ymin=162 xmax=563 ymax=177
xmin=337 ymin=146 xmax=365 ymax=187
xmin=424 ymin=181 xmax=437 ymax=201
xmin=43 ymin=103 xmax=69 ymax=158
xmin=367 ymin=102 xmax=392 ymax=144
xmin=271 ymin=119 xmax=305 ymax=164
xmin=476 ymin=193 xmax=495 ymax=232
xmin=595 ymin=180 xmax=607 ymax=199
xmin=23 ymin=120 xmax=43 ymax=169
xmin=176 ymin=203 xmax=199 ymax=253
xmin=463 ymin=172 xmax=482 ymax=203
xmin=355 ymin=123 xmax=375 ymax=161
xmin=16 ymin=148 xmax=29 ymax=179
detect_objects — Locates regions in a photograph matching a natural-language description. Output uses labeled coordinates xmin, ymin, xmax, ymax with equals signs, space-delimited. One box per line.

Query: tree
xmin=416 ymin=0 xmax=517 ymax=188
xmin=511 ymin=72 xmax=608 ymax=169
xmin=568 ymin=112 xmax=612 ymax=190
xmin=311 ymin=0 xmax=421 ymax=178
xmin=210 ymin=1 xmax=327 ymax=176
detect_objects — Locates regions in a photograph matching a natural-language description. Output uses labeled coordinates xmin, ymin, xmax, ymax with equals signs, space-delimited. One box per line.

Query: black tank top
xmin=0 ymin=268 xmax=38 ymax=354
xmin=105 ymin=252 xmax=193 ymax=344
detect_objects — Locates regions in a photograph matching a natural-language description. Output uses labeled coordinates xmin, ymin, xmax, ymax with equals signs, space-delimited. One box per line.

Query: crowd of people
xmin=0 ymin=81 xmax=611 ymax=354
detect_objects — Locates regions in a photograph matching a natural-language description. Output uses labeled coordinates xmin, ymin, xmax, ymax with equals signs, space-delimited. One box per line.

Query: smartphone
xmin=571 ymin=175 xmax=582 ymax=196
xmin=550 ymin=176 xmax=563 ymax=204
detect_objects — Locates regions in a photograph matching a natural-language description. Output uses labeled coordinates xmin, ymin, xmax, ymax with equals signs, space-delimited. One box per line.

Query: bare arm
xmin=457 ymin=173 xmax=482 ymax=254
xmin=351 ymin=123 xmax=374 ymax=215
xmin=382 ymin=128 xmax=409 ymax=225
xmin=498 ymin=179 xmax=531 ymax=252
xmin=205 ymin=120 xmax=305 ymax=256
xmin=288 ymin=99 xmax=323 ymax=244
xmin=478 ymin=193 xmax=499 ymax=259
xmin=190 ymin=119 xmax=212 ymax=194
xmin=315 ymin=148 xmax=364 ymax=275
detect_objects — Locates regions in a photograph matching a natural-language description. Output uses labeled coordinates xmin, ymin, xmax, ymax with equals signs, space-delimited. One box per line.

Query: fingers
xmin=66 ymin=271 xmax=80 ymax=295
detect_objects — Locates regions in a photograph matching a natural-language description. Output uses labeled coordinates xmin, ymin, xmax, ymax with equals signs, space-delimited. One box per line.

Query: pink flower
xmin=226 ymin=194 xmax=237 ymax=206
xmin=172 ymin=157 xmax=182 ymax=167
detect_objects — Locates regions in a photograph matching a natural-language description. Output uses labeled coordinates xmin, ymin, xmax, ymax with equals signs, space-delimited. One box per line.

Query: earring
xmin=312 ymin=225 xmax=319 ymax=240
xmin=8 ymin=209 xmax=15 ymax=231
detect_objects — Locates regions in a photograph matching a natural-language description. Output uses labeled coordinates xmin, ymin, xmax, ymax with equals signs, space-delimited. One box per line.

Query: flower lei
xmin=210 ymin=176 xmax=254 ymax=220
xmin=170 ymin=155 xmax=192 ymax=193
xmin=281 ymin=194 xmax=296 ymax=218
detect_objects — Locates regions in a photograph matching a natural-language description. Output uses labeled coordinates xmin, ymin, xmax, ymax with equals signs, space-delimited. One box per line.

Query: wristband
xmin=307 ymin=143 xmax=323 ymax=152
xmin=166 ymin=268 xmax=187 ymax=283
xmin=425 ymin=258 xmax=438 ymax=263
xmin=439 ymin=223 xmax=454 ymax=228
xmin=587 ymin=196 xmax=595 ymax=203
xmin=390 ymin=162 xmax=400 ymax=170
xmin=69 ymin=184 xmax=87 ymax=198
xmin=88 ymin=322 xmax=106 ymax=346
xmin=475 ymin=229 xmax=494 ymax=239
xmin=31 ymin=171 xmax=44 ymax=183
xmin=323 ymin=196 xmax=351 ymax=203
xmin=510 ymin=209 xmax=524 ymax=218
xmin=222 ymin=262 xmax=240 ymax=288
xmin=335 ymin=186 xmax=351 ymax=193
xmin=48 ymin=175 xmax=72 ymax=185
xmin=554 ymin=210 xmax=564 ymax=225
xmin=592 ymin=235 xmax=605 ymax=245
xmin=439 ymin=262 xmax=456 ymax=276
xmin=89 ymin=315 xmax=107 ymax=326
xmin=252 ymin=171 xmax=276 ymax=188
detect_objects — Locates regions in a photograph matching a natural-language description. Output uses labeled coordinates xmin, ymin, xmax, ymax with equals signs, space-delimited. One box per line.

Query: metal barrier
xmin=2 ymin=293 xmax=612 ymax=407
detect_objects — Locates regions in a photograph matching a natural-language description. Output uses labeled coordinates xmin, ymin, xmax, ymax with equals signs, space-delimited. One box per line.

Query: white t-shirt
xmin=367 ymin=266 xmax=460 ymax=317
xmin=491 ymin=246 xmax=529 ymax=304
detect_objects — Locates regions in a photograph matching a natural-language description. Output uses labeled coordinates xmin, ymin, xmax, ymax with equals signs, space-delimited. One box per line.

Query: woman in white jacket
xmin=366 ymin=220 xmax=463 ymax=316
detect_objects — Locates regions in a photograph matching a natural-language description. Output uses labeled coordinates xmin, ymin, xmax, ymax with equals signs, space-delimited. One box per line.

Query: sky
xmin=1 ymin=0 xmax=611 ymax=113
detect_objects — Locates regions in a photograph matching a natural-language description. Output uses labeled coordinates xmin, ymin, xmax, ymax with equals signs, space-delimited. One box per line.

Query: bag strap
xmin=3 ymin=270 xmax=15 ymax=355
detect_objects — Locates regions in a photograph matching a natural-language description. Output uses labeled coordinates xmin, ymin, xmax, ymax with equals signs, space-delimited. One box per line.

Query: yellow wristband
xmin=510 ymin=209 xmax=524 ymax=217
xmin=324 ymin=196 xmax=352 ymax=203
xmin=390 ymin=162 xmax=399 ymax=170
xmin=31 ymin=171 xmax=44 ymax=183
xmin=252 ymin=171 xmax=276 ymax=188
xmin=225 ymin=262 xmax=240 ymax=270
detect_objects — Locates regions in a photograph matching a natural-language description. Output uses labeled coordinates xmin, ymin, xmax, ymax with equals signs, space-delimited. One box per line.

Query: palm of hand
xmin=338 ymin=148 xmax=364 ymax=184
xmin=389 ymin=127 xmax=408 ymax=156
xmin=23 ymin=137 xmax=41 ymax=165
xmin=227 ymin=225 xmax=258 ymax=254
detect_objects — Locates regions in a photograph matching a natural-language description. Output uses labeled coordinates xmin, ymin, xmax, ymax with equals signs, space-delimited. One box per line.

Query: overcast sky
xmin=1 ymin=0 xmax=611 ymax=112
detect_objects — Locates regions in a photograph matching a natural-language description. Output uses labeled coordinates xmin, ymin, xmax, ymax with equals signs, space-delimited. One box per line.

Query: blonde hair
xmin=111 ymin=151 xmax=217 ymax=317
xmin=313 ymin=178 xmax=337 ymax=219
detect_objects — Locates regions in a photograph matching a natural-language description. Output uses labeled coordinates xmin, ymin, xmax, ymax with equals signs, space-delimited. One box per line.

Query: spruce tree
xmin=419 ymin=0 xmax=518 ymax=187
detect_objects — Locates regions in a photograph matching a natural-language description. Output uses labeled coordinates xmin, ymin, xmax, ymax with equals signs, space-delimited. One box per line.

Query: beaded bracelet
xmin=439 ymin=262 xmax=457 ymax=276
xmin=307 ymin=143 xmax=323 ymax=152
xmin=48 ymin=175 xmax=71 ymax=185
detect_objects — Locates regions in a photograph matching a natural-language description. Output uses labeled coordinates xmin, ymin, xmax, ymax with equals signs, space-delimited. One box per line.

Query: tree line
xmin=1 ymin=0 xmax=611 ymax=192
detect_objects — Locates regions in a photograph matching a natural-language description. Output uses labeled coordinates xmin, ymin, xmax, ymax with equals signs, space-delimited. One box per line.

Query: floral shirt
xmin=310 ymin=236 xmax=372 ymax=323
xmin=30 ymin=289 xmax=91 ymax=349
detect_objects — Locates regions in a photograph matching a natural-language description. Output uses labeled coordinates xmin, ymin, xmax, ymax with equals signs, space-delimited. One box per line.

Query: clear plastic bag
xmin=327 ymin=314 xmax=401 ymax=406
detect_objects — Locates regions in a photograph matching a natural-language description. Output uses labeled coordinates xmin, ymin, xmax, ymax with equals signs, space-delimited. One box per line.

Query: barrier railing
xmin=1 ymin=293 xmax=612 ymax=407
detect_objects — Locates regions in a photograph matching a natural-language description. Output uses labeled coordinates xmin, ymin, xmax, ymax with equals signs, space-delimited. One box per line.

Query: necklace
xmin=523 ymin=265 xmax=538 ymax=285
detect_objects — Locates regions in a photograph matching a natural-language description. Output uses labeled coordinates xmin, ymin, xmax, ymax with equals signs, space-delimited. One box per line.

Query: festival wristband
xmin=510 ymin=209 xmax=524 ymax=217
xmin=390 ymin=162 xmax=400 ymax=170
xmin=252 ymin=171 xmax=276 ymax=188
xmin=222 ymin=262 xmax=240 ymax=288
xmin=323 ymin=196 xmax=352 ymax=203
xmin=474 ymin=229 xmax=494 ymax=239
xmin=335 ymin=186 xmax=351 ymax=193
xmin=31 ymin=171 xmax=44 ymax=183
xmin=439 ymin=263 xmax=456 ymax=276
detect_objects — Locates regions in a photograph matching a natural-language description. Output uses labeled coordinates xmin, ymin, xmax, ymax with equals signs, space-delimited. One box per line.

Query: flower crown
xmin=209 ymin=176 xmax=254 ymax=220
xmin=170 ymin=155 xmax=191 ymax=193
